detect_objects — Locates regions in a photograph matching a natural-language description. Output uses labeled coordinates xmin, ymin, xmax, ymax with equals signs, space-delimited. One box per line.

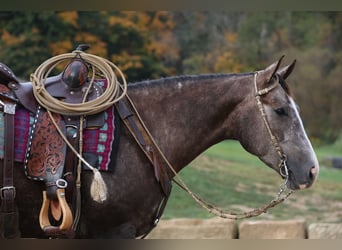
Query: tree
xmin=0 ymin=11 xmax=341 ymax=143
xmin=172 ymin=12 xmax=244 ymax=74
xmin=0 ymin=11 xmax=173 ymax=82
xmin=0 ymin=11 xmax=72 ymax=78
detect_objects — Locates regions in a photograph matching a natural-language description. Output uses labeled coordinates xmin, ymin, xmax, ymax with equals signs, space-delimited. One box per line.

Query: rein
xmin=126 ymin=71 xmax=294 ymax=220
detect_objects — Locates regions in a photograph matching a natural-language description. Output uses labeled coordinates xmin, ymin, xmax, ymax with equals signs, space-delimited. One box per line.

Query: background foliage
xmin=0 ymin=11 xmax=341 ymax=144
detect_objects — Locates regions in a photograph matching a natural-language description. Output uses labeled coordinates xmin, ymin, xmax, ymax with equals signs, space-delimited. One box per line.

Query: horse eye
xmin=275 ymin=108 xmax=287 ymax=116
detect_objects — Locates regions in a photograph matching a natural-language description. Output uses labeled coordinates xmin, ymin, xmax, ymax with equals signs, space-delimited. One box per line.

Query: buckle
xmin=56 ymin=179 xmax=68 ymax=189
xmin=0 ymin=186 xmax=16 ymax=199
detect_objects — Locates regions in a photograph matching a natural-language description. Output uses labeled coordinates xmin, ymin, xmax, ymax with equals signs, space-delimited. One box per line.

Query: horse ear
xmin=261 ymin=55 xmax=285 ymax=83
xmin=277 ymin=59 xmax=296 ymax=80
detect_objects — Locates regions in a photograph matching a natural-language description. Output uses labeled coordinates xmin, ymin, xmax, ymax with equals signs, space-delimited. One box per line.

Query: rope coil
xmin=30 ymin=50 xmax=127 ymax=116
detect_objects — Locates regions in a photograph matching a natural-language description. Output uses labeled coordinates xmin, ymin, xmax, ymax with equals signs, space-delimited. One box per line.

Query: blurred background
xmin=0 ymin=11 xmax=341 ymax=224
xmin=0 ymin=11 xmax=341 ymax=143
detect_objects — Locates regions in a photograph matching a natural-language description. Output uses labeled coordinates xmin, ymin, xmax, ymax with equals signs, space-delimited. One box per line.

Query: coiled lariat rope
xmin=30 ymin=50 xmax=127 ymax=116
xmin=30 ymin=50 xmax=128 ymax=203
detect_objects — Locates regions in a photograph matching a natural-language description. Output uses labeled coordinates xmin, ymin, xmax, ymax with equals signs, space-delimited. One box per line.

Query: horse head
xmin=234 ymin=56 xmax=319 ymax=190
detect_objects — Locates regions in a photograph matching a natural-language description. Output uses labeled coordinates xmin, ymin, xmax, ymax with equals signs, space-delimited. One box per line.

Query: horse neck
xmin=127 ymin=73 xmax=252 ymax=172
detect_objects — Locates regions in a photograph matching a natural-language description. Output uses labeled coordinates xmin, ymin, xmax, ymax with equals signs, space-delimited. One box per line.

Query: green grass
xmin=162 ymin=140 xmax=342 ymax=224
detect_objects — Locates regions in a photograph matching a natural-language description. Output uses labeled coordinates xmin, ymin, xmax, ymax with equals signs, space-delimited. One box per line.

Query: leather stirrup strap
xmin=32 ymin=109 xmax=74 ymax=237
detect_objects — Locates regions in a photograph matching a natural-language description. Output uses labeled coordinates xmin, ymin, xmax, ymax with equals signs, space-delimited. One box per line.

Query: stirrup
xmin=39 ymin=189 xmax=73 ymax=233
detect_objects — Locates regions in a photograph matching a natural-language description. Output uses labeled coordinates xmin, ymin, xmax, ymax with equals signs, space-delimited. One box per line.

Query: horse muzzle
xmin=287 ymin=164 xmax=319 ymax=190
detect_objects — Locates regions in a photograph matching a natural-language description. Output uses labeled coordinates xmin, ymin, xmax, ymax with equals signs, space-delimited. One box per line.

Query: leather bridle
xmin=254 ymin=72 xmax=290 ymax=180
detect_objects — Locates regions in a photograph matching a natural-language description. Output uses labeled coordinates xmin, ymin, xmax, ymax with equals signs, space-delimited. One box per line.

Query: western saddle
xmin=0 ymin=45 xmax=172 ymax=239
xmin=0 ymin=45 xmax=107 ymax=238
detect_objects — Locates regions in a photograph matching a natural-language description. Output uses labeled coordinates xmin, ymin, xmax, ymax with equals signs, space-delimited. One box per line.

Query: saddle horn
xmin=61 ymin=44 xmax=91 ymax=89
xmin=75 ymin=44 xmax=90 ymax=52
xmin=62 ymin=59 xmax=89 ymax=89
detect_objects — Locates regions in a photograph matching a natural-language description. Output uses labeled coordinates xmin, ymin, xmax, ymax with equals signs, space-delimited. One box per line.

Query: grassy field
xmin=162 ymin=139 xmax=342 ymax=224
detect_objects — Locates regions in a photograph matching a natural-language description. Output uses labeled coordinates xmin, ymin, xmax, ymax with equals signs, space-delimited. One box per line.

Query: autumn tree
xmin=0 ymin=11 xmax=72 ymax=78
xmin=0 ymin=11 xmax=173 ymax=82
xmin=0 ymin=11 xmax=341 ymax=143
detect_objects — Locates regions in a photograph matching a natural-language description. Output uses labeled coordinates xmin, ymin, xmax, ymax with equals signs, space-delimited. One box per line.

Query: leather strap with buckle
xmin=0 ymin=99 xmax=16 ymax=213
xmin=0 ymin=94 xmax=21 ymax=238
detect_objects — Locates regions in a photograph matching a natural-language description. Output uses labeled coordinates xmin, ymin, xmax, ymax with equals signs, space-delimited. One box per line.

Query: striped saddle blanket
xmin=0 ymin=105 xmax=117 ymax=172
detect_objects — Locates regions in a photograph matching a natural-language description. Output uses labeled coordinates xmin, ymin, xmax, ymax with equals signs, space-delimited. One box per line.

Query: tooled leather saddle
xmin=0 ymin=46 xmax=108 ymax=237
xmin=0 ymin=46 xmax=172 ymax=238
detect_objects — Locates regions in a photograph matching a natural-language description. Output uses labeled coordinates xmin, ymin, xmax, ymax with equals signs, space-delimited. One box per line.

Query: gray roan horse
xmin=1 ymin=56 xmax=319 ymax=238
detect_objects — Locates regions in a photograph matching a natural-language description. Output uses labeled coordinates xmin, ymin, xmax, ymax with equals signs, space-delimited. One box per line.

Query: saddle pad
xmin=0 ymin=106 xmax=116 ymax=172
xmin=82 ymin=106 xmax=116 ymax=171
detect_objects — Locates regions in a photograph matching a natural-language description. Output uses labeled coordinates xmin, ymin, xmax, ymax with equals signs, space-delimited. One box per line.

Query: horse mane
xmin=129 ymin=72 xmax=252 ymax=88
xmin=129 ymin=72 xmax=293 ymax=97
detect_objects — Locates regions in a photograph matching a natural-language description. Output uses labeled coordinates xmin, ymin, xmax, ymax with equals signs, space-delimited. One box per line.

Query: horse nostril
xmin=309 ymin=166 xmax=317 ymax=182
